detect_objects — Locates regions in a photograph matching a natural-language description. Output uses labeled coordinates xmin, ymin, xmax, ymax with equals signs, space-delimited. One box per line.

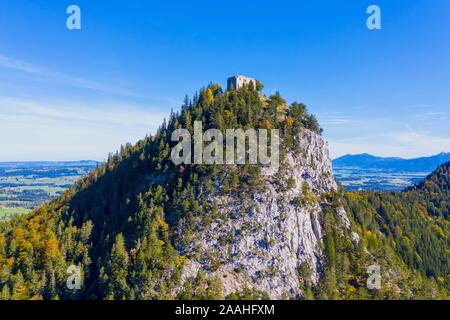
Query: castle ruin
xmin=227 ymin=75 xmax=257 ymax=91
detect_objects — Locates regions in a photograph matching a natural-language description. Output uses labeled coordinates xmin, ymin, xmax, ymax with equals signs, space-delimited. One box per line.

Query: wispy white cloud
xmin=0 ymin=97 xmax=166 ymax=129
xmin=0 ymin=55 xmax=40 ymax=73
xmin=0 ymin=97 xmax=169 ymax=161
xmin=411 ymin=104 xmax=433 ymax=109
xmin=427 ymin=112 xmax=446 ymax=116
xmin=0 ymin=54 xmax=139 ymax=97
xmin=323 ymin=111 xmax=450 ymax=159
xmin=328 ymin=129 xmax=450 ymax=159
xmin=319 ymin=116 xmax=354 ymax=126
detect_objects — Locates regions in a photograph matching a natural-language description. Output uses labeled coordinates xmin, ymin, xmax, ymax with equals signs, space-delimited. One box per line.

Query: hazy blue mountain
xmin=0 ymin=160 xmax=99 ymax=169
xmin=333 ymin=152 xmax=450 ymax=172
xmin=332 ymin=152 xmax=450 ymax=191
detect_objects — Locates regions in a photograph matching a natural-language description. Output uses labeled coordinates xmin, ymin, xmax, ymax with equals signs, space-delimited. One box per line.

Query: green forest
xmin=0 ymin=83 xmax=448 ymax=300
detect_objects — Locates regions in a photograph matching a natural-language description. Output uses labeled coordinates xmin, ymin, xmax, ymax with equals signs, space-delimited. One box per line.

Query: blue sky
xmin=0 ymin=0 xmax=449 ymax=161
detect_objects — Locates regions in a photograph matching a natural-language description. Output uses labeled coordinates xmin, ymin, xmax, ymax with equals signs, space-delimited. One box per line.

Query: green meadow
xmin=0 ymin=161 xmax=97 ymax=221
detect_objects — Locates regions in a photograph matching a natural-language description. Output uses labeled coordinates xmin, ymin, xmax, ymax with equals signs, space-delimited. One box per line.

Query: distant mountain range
xmin=0 ymin=160 xmax=99 ymax=169
xmin=333 ymin=152 xmax=450 ymax=172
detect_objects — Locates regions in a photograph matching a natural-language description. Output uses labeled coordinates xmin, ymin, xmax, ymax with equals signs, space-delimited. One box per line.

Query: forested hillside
xmin=342 ymin=162 xmax=450 ymax=293
xmin=0 ymin=82 xmax=448 ymax=300
xmin=405 ymin=162 xmax=450 ymax=219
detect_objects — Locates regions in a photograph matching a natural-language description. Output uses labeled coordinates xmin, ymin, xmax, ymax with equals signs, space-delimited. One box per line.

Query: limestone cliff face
xmin=181 ymin=129 xmax=349 ymax=299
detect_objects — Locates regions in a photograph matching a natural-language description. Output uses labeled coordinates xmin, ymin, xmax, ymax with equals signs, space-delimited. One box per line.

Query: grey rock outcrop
xmin=181 ymin=129 xmax=350 ymax=299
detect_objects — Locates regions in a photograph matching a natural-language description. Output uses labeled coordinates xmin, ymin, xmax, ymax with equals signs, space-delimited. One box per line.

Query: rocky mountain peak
xmin=181 ymin=129 xmax=349 ymax=299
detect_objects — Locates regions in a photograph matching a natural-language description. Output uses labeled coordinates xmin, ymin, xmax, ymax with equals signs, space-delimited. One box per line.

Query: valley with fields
xmin=0 ymin=161 xmax=98 ymax=221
